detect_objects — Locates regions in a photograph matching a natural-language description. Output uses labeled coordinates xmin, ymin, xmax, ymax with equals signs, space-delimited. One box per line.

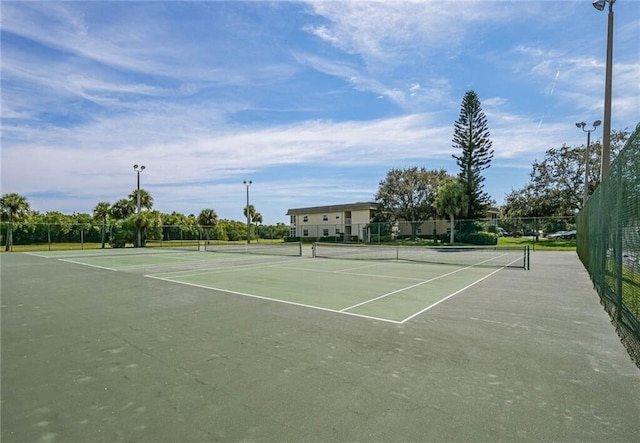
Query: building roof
xmin=286 ymin=202 xmax=378 ymax=216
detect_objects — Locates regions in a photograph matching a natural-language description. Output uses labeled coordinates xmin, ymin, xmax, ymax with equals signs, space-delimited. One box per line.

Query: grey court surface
xmin=1 ymin=250 xmax=639 ymax=442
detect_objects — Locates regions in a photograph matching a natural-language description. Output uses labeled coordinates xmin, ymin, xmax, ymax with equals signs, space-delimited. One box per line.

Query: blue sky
xmin=2 ymin=1 xmax=639 ymax=224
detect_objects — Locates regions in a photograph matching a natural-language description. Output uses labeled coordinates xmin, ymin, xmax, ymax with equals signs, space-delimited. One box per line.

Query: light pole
xmin=592 ymin=0 xmax=615 ymax=179
xmin=576 ymin=120 xmax=601 ymax=207
xmin=134 ymin=164 xmax=145 ymax=247
xmin=243 ymin=180 xmax=252 ymax=244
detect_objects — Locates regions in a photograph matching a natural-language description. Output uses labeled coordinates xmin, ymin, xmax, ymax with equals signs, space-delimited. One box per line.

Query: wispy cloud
xmin=1 ymin=1 xmax=638 ymax=221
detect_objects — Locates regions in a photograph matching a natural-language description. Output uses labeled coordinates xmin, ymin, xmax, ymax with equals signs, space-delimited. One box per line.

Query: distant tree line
xmin=0 ymin=189 xmax=288 ymax=250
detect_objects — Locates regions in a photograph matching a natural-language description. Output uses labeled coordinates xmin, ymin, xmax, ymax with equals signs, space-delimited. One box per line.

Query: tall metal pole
xmin=595 ymin=0 xmax=615 ymax=180
xmin=576 ymin=120 xmax=601 ymax=207
xmin=585 ymin=129 xmax=591 ymax=206
xmin=244 ymin=180 xmax=252 ymax=244
xmin=134 ymin=164 xmax=145 ymax=247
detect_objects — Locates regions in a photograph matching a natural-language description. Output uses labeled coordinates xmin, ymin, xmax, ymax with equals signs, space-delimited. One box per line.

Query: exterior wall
xmin=286 ymin=203 xmax=377 ymax=241
xmin=287 ymin=203 xmax=501 ymax=241
xmin=395 ymin=219 xmax=451 ymax=237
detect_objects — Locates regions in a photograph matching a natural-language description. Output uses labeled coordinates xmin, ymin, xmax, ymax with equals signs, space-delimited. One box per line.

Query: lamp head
xmin=141 ymin=165 xmax=146 ymax=171
xmin=592 ymin=0 xmax=606 ymax=11
xmin=576 ymin=122 xmax=586 ymax=128
xmin=134 ymin=164 xmax=138 ymax=169
xmin=593 ymin=120 xmax=602 ymax=128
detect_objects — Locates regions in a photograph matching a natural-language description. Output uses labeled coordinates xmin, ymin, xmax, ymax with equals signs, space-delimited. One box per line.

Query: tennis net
xmin=313 ymin=243 xmax=530 ymax=269
xmin=204 ymin=242 xmax=303 ymax=257
xmin=144 ymin=239 xmax=201 ymax=252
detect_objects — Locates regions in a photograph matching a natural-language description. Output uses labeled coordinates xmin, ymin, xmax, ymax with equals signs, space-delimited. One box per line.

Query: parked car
xmin=496 ymin=227 xmax=508 ymax=237
xmin=546 ymin=230 xmax=576 ymax=239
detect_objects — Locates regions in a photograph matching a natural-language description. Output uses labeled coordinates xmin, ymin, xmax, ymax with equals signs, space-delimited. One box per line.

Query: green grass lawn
xmin=499 ymin=236 xmax=577 ymax=251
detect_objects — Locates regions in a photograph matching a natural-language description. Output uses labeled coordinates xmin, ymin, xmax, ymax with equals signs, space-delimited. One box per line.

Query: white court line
xmin=24 ymin=252 xmax=51 ymax=258
xmin=399 ymin=266 xmax=506 ymax=324
xmin=339 ymin=254 xmax=524 ymax=314
xmin=339 ymin=265 xmax=472 ymax=312
xmin=58 ymin=258 xmax=118 ymax=272
xmin=145 ymin=274 xmax=402 ymax=324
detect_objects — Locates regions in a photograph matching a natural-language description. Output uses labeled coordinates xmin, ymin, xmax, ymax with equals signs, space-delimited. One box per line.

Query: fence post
xmin=615 ymin=153 xmax=624 ymax=321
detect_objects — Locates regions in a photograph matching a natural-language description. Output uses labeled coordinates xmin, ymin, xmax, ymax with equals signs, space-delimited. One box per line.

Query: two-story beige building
xmin=286 ymin=202 xmax=378 ymax=241
xmin=287 ymin=202 xmax=501 ymax=241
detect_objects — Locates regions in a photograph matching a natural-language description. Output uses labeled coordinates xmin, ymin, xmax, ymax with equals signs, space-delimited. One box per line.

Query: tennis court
xmin=2 ymin=246 xmax=639 ymax=442
xmin=26 ymin=243 xmax=529 ymax=323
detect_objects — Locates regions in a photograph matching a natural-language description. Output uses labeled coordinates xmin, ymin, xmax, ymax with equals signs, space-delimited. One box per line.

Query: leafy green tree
xmin=452 ymin=90 xmax=494 ymax=220
xmin=376 ymin=167 xmax=451 ymax=238
xmin=93 ymin=202 xmax=111 ymax=248
xmin=1 ymin=193 xmax=31 ymax=251
xmin=223 ymin=219 xmax=250 ymax=242
xmin=501 ymin=129 xmax=629 ymax=219
xmin=198 ymin=209 xmax=219 ymax=242
xmin=434 ymin=178 xmax=469 ymax=244
xmin=257 ymin=223 xmax=289 ymax=240
xmin=111 ymin=198 xmax=135 ymax=220
xmin=160 ymin=212 xmax=199 ymax=241
xmin=366 ymin=211 xmax=395 ymax=242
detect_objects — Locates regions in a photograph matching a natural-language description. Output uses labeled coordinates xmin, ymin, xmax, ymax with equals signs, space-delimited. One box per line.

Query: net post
xmin=298 ymin=242 xmax=302 ymax=257
xmin=526 ymin=245 xmax=530 ymax=270
xmin=312 ymin=243 xmax=316 ymax=258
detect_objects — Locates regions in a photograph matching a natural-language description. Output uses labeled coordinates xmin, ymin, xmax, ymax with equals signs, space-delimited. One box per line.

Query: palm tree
xmin=0 ymin=193 xmax=31 ymax=251
xmin=128 ymin=188 xmax=154 ymax=211
xmin=197 ymin=209 xmax=219 ymax=243
xmin=93 ymin=202 xmax=111 ymax=249
xmin=243 ymin=204 xmax=259 ymax=243
xmin=252 ymin=211 xmax=263 ymax=242
xmin=111 ymin=199 xmax=135 ymax=220
xmin=433 ymin=179 xmax=469 ymax=244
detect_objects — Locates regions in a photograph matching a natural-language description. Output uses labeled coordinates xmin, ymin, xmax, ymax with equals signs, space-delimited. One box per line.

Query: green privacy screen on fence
xmin=577 ymin=122 xmax=640 ymax=367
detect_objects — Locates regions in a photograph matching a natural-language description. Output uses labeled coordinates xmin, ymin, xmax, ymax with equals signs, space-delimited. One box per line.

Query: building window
xmin=290 ymin=227 xmax=296 ymax=237
xmin=290 ymin=215 xmax=296 ymax=224
xmin=303 ymin=216 xmax=308 ymax=222
xmin=303 ymin=229 xmax=309 ymax=237
xmin=335 ymin=228 xmax=340 ymax=234
xmin=323 ymin=214 xmax=328 ymax=221
xmin=323 ymin=229 xmax=329 ymax=236
xmin=335 ymin=213 xmax=340 ymax=219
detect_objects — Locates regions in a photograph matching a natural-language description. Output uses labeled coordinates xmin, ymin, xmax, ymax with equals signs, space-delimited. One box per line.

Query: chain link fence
xmin=289 ymin=216 xmax=576 ymax=245
xmin=577 ymin=122 xmax=640 ymax=367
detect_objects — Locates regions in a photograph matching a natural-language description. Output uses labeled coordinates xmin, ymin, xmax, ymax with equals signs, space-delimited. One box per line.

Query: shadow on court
xmin=1 ymin=251 xmax=639 ymax=442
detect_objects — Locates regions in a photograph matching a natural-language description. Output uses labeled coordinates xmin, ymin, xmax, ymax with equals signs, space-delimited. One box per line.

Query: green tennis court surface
xmin=2 ymin=249 xmax=639 ymax=442
xmin=146 ymin=259 xmax=508 ymax=323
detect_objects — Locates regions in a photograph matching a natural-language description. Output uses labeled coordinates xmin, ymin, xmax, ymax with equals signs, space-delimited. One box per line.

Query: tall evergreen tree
xmin=452 ymin=90 xmax=494 ymax=219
